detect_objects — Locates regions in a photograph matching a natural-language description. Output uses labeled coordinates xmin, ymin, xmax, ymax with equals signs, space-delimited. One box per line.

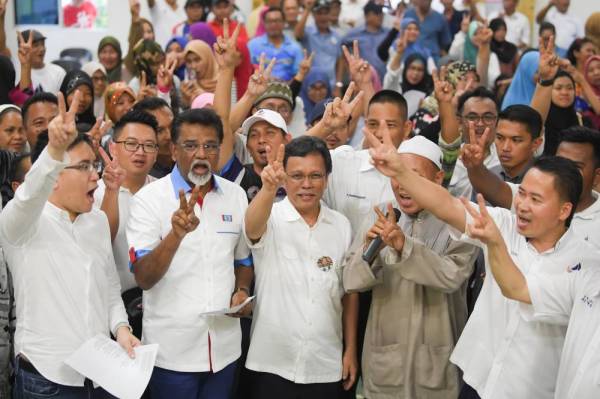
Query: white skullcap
xmin=241 ymin=109 xmax=288 ymax=136
xmin=397 ymin=135 xmax=443 ymax=170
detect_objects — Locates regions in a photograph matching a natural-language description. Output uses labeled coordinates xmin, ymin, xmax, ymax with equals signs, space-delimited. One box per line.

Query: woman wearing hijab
xmin=573 ymin=55 xmax=600 ymax=128
xmin=384 ymin=53 xmax=433 ymax=118
xmin=104 ymin=82 xmax=136 ymax=124
xmin=82 ymin=61 xmax=108 ymax=117
xmin=189 ymin=22 xmax=217 ymax=47
xmin=59 ymin=70 xmax=96 ymax=126
xmin=299 ymin=71 xmax=331 ymax=124
xmin=378 ymin=18 xmax=435 ymax=72
xmin=166 ymin=36 xmax=189 ymax=82
xmin=489 ymin=18 xmax=519 ymax=77
xmin=501 ymin=50 xmax=539 ymax=109
xmin=0 ymin=105 xmax=26 ymax=153
xmin=125 ymin=18 xmax=156 ymax=76
xmin=98 ymin=36 xmax=133 ymax=83
xmin=181 ymin=40 xmax=218 ymax=108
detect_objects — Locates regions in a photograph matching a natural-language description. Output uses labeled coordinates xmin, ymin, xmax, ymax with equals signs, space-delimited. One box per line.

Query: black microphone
xmin=362 ymin=208 xmax=402 ymax=264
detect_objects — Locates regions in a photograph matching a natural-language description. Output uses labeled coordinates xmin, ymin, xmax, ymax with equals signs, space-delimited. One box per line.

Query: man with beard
xmin=127 ymin=108 xmax=253 ymax=398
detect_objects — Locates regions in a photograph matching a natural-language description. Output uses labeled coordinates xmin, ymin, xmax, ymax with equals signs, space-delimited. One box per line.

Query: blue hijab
xmin=501 ymin=51 xmax=539 ymax=109
xmin=395 ymin=18 xmax=432 ymax=62
xmin=165 ymin=36 xmax=189 ymax=82
xmin=300 ymin=70 xmax=332 ymax=124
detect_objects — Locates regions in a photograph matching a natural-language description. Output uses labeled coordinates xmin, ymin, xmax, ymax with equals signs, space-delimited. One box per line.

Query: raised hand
xmin=343 ymin=40 xmax=372 ymax=86
xmin=137 ymin=71 xmax=157 ymax=100
xmin=260 ymin=144 xmax=286 ymax=192
xmin=214 ymin=18 xmax=242 ymax=69
xmin=322 ymin=82 xmax=364 ymax=131
xmin=461 ymin=122 xmax=490 ymax=169
xmin=181 ymin=80 xmax=202 ymax=106
xmin=366 ymin=203 xmax=405 ymax=252
xmin=432 ymin=67 xmax=454 ymax=104
xmin=247 ymin=53 xmax=275 ymax=97
xmin=365 ymin=121 xmax=404 ymax=178
xmin=99 ymin=145 xmax=126 ymax=191
xmin=17 ymin=30 xmax=34 ymax=66
xmin=129 ymin=0 xmax=141 ymax=21
xmin=0 ymin=0 xmax=7 ymax=16
xmin=538 ymin=35 xmax=559 ymax=81
xmin=47 ymin=91 xmax=81 ymax=160
xmin=157 ymin=57 xmax=177 ymax=90
xmin=171 ymin=187 xmax=201 ymax=240
xmin=298 ymin=49 xmax=315 ymax=79
xmin=460 ymin=194 xmax=503 ymax=245
xmin=474 ymin=27 xmax=493 ymax=47
xmin=86 ymin=117 xmax=112 ymax=155
xmin=396 ymin=30 xmax=408 ymax=55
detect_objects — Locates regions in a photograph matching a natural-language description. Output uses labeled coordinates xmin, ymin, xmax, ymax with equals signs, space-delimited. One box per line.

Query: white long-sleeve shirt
xmin=0 ymin=148 xmax=128 ymax=386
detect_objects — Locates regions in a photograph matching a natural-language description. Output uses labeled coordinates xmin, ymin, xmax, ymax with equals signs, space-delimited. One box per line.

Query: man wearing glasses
xmin=127 ymin=108 xmax=253 ymax=399
xmin=93 ymin=109 xmax=160 ymax=337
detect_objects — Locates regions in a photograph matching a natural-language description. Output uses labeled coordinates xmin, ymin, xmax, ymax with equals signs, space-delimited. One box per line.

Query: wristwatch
xmin=538 ymin=76 xmax=555 ymax=87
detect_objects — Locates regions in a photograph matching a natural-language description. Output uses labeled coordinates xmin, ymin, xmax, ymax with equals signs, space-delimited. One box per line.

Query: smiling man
xmin=20 ymin=30 xmax=66 ymax=94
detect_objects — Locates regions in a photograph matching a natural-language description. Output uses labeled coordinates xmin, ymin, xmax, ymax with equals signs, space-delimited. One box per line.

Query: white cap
xmin=397 ymin=135 xmax=443 ymax=170
xmin=241 ymin=109 xmax=288 ymax=136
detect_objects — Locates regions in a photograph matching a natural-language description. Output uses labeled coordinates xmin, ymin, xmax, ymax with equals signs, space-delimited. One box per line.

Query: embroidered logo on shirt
xmin=581 ymin=295 xmax=593 ymax=308
xmin=567 ymin=263 xmax=582 ymax=272
xmin=222 ymin=214 xmax=233 ymax=222
xmin=317 ymin=256 xmax=333 ymax=272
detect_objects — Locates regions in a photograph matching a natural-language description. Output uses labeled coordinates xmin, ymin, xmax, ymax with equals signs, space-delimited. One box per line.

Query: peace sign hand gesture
xmin=99 ymin=145 xmax=126 ymax=192
xmin=17 ymin=30 xmax=34 ymax=67
xmin=214 ymin=19 xmax=242 ymax=70
xmin=343 ymin=40 xmax=372 ymax=86
xmin=298 ymin=49 xmax=315 ymax=80
xmin=157 ymin=57 xmax=177 ymax=91
xmin=460 ymin=122 xmax=491 ymax=169
xmin=366 ymin=203 xmax=405 ymax=252
xmin=247 ymin=53 xmax=275 ymax=97
xmin=260 ymin=144 xmax=286 ymax=193
xmin=432 ymin=67 xmax=454 ymax=104
xmin=322 ymin=82 xmax=364 ymax=131
xmin=47 ymin=91 xmax=81 ymax=161
xmin=460 ymin=194 xmax=503 ymax=245
xmin=538 ymin=35 xmax=559 ymax=81
xmin=364 ymin=120 xmax=404 ymax=178
xmin=171 ymin=187 xmax=201 ymax=240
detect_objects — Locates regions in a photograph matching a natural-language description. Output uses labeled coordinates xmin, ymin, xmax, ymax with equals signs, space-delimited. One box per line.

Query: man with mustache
xmin=127 ymin=108 xmax=253 ymax=399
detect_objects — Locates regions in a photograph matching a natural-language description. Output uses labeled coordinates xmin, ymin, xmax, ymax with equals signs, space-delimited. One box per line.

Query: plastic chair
xmin=52 ymin=59 xmax=82 ymax=73
xmin=59 ymin=48 xmax=93 ymax=64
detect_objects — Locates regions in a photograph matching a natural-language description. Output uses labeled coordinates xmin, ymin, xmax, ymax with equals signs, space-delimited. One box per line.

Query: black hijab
xmin=401 ymin=53 xmax=433 ymax=94
xmin=59 ymin=70 xmax=96 ymax=125
xmin=0 ymin=55 xmax=16 ymax=105
xmin=490 ymin=18 xmax=518 ymax=65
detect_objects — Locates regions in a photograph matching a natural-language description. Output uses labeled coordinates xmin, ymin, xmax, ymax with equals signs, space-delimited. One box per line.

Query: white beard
xmin=187 ymin=163 xmax=212 ymax=186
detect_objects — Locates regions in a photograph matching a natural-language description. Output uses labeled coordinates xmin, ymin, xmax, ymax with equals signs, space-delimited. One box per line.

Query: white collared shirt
xmin=244 ymin=197 xmax=352 ymax=383
xmin=448 ymin=204 xmax=600 ymax=399
xmin=528 ymin=268 xmax=600 ymax=399
xmin=449 ymin=144 xmax=500 ymax=200
xmin=324 ymin=146 xmax=394 ymax=237
xmin=0 ymin=148 xmax=128 ymax=386
xmin=127 ymin=167 xmax=251 ymax=373
xmin=487 ymin=11 xmax=530 ymax=47
xmin=94 ymin=177 xmax=155 ymax=293
xmin=544 ymin=7 xmax=584 ymax=50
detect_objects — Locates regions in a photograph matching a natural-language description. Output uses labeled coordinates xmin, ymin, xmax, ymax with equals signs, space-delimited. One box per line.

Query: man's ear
xmin=531 ymin=136 xmax=543 ymax=153
xmin=10 ymin=181 xmax=21 ymax=193
xmin=433 ymin=169 xmax=445 ymax=186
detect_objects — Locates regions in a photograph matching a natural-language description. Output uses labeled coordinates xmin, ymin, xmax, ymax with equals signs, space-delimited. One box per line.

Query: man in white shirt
xmin=487 ymin=0 xmax=530 ymax=49
xmin=146 ymin=0 xmax=186 ymax=47
xmin=94 ymin=109 xmax=159 ymax=337
xmin=244 ymin=135 xmax=358 ymax=399
xmin=536 ymin=0 xmax=583 ymax=52
xmin=127 ymin=108 xmax=253 ymax=399
xmin=0 ymin=92 xmax=138 ymax=397
xmin=20 ymin=30 xmax=66 ymax=94
xmin=365 ymin=127 xmax=600 ymax=399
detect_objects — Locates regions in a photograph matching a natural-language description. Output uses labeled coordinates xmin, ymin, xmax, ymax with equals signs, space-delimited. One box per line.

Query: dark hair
xmin=284 ymin=136 xmax=332 ymax=175
xmin=498 ymin=105 xmax=543 ymax=139
xmin=263 ymin=6 xmax=284 ymax=21
xmin=554 ymin=69 xmax=576 ymax=87
xmin=539 ymin=21 xmax=556 ymax=36
xmin=457 ymin=86 xmax=498 ymax=114
xmin=368 ymin=90 xmax=408 ymax=121
xmin=489 ymin=17 xmax=507 ymax=33
xmin=31 ymin=132 xmax=92 ymax=164
xmin=22 ymin=92 xmax=58 ymax=124
xmin=113 ymin=109 xmax=159 ymax=140
xmin=171 ymin=108 xmax=224 ymax=143
xmin=566 ymin=37 xmax=594 ymax=66
xmin=8 ymin=153 xmax=31 ymax=183
xmin=558 ymin=126 xmax=600 ymax=168
xmin=132 ymin=97 xmax=171 ymax=113
xmin=531 ymin=156 xmax=582 ymax=227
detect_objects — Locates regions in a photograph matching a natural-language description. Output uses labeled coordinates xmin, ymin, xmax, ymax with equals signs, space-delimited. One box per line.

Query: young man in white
xmin=0 ymin=92 xmax=138 ymax=397
xmin=244 ymin=136 xmax=358 ymax=398
xmin=20 ymin=30 xmax=66 ymax=94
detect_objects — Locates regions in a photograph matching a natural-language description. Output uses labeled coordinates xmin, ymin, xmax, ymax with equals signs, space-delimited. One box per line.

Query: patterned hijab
xmin=184 ymin=40 xmax=218 ymax=93
xmin=104 ymin=82 xmax=136 ymax=123
xmin=132 ymin=39 xmax=165 ymax=85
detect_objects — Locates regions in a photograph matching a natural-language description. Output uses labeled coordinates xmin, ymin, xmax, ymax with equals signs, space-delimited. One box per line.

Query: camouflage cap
xmin=253 ymin=82 xmax=294 ymax=108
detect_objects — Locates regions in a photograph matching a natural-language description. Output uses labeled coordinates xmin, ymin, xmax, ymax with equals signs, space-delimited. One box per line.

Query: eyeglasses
xmin=114 ymin=140 xmax=159 ymax=153
xmin=257 ymin=105 xmax=292 ymax=117
xmin=178 ymin=141 xmax=220 ymax=155
xmin=287 ymin=172 xmax=326 ymax=182
xmin=462 ymin=113 xmax=498 ymax=125
xmin=64 ymin=161 xmax=103 ymax=174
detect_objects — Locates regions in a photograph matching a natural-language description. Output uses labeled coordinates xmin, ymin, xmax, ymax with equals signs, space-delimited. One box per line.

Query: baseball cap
xmin=253 ymin=82 xmax=293 ymax=108
xmin=397 ymin=136 xmax=442 ymax=170
xmin=21 ymin=30 xmax=46 ymax=43
xmin=241 ymin=109 xmax=289 ymax=136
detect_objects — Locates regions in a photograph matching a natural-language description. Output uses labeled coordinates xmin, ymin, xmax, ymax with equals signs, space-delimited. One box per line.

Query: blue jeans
xmin=149 ymin=361 xmax=237 ymax=399
xmin=12 ymin=359 xmax=115 ymax=399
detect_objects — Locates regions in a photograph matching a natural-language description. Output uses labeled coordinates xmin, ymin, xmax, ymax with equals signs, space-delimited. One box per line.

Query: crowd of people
xmin=0 ymin=0 xmax=600 ymax=398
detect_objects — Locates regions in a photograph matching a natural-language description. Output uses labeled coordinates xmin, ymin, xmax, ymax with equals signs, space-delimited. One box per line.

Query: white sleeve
xmin=448 ymin=31 xmax=466 ymax=61
xmin=126 ymin=190 xmax=163 ymax=257
xmin=520 ymin=17 xmax=530 ymax=47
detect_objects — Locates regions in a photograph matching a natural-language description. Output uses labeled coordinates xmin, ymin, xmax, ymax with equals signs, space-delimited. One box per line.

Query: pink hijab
xmin=584 ymin=55 xmax=600 ymax=97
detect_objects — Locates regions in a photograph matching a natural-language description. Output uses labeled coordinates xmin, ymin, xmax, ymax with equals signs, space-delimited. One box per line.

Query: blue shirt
xmin=343 ymin=26 xmax=390 ymax=82
xmin=302 ymin=26 xmax=342 ymax=84
xmin=248 ymin=34 xmax=304 ymax=82
xmin=405 ymin=8 xmax=451 ymax=63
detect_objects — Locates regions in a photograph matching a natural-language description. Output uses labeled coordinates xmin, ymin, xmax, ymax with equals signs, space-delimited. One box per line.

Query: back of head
xmin=368 ymin=90 xmax=408 ymax=121
xmin=284 ymin=136 xmax=332 ymax=175
xmin=498 ymin=104 xmax=543 ymax=139
xmin=558 ymin=126 xmax=600 ymax=167
xmin=531 ymin=156 xmax=582 ymax=227
xmin=113 ymin=109 xmax=159 ymax=140
xmin=171 ymin=108 xmax=223 ymax=143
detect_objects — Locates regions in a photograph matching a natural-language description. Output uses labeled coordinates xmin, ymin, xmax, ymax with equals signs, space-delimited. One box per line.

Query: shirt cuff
xmin=234 ymin=256 xmax=253 ymax=267
xmin=128 ymin=248 xmax=152 ymax=272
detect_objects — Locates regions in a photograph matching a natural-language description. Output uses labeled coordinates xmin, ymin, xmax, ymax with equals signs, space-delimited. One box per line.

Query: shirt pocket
xmin=414 ymin=344 xmax=453 ymax=389
xmin=368 ymin=343 xmax=406 ymax=387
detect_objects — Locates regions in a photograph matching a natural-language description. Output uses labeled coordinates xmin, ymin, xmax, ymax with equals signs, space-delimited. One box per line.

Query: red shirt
xmin=63 ymin=1 xmax=97 ymax=28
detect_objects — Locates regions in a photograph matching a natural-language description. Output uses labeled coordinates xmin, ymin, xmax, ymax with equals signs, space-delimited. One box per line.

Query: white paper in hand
xmin=200 ymin=295 xmax=255 ymax=316
xmin=64 ymin=334 xmax=158 ymax=399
